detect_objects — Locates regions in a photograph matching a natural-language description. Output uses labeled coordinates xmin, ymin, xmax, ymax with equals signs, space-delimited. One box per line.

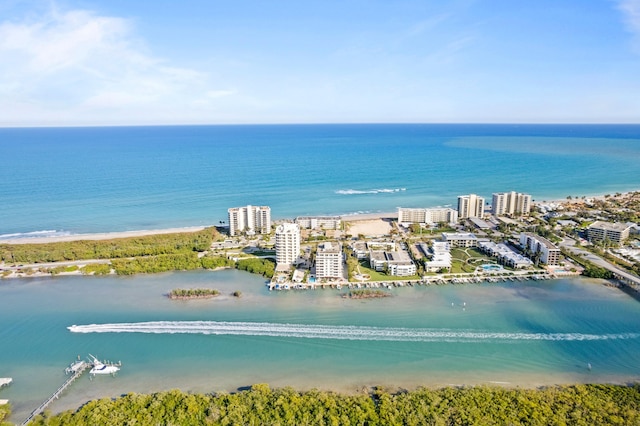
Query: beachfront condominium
xmin=492 ymin=191 xmax=532 ymax=216
xmin=457 ymin=194 xmax=485 ymax=219
xmin=519 ymin=232 xmax=561 ymax=265
xmin=315 ymin=242 xmax=343 ymax=279
xmin=228 ymin=205 xmax=271 ymax=236
xmin=397 ymin=207 xmax=459 ymax=226
xmin=295 ymin=216 xmax=341 ymax=230
xmin=275 ymin=223 xmax=301 ymax=266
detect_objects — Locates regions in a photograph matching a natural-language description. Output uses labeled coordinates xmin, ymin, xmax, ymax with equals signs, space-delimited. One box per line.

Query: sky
xmin=0 ymin=0 xmax=639 ymax=126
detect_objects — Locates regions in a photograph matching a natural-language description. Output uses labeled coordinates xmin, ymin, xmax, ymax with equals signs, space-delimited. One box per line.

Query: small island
xmin=342 ymin=289 xmax=392 ymax=299
xmin=167 ymin=288 xmax=220 ymax=300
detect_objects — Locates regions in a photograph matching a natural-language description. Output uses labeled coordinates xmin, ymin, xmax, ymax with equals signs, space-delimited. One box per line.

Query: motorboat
xmin=89 ymin=354 xmax=120 ymax=376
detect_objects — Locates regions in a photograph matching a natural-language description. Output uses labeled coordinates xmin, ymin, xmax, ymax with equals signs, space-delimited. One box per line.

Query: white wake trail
xmin=67 ymin=321 xmax=640 ymax=343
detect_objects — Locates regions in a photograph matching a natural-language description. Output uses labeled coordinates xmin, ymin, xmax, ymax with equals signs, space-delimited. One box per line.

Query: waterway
xmin=1 ymin=270 xmax=639 ymax=422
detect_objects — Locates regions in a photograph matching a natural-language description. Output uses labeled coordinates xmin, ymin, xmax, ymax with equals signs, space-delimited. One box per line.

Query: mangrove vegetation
xmin=168 ymin=288 xmax=220 ymax=300
xmin=342 ymin=289 xmax=392 ymax=299
xmin=28 ymin=383 xmax=640 ymax=426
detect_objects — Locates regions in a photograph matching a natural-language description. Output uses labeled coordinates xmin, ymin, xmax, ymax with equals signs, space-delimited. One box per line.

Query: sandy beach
xmin=0 ymin=226 xmax=209 ymax=245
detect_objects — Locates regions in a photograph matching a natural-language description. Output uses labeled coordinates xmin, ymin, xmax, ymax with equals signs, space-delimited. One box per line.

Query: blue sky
xmin=1 ymin=0 xmax=639 ymax=126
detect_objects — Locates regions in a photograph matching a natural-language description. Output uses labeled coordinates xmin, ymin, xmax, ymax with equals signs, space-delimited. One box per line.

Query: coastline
xmin=1 ymin=188 xmax=638 ymax=245
xmin=0 ymin=226 xmax=209 ymax=245
xmin=0 ymin=212 xmax=399 ymax=245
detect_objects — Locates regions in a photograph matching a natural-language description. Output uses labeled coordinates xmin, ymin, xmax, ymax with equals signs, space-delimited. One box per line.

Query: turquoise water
xmin=1 ymin=271 xmax=640 ymax=421
xmin=1 ymin=124 xmax=640 ymax=422
xmin=1 ymin=124 xmax=639 ymax=236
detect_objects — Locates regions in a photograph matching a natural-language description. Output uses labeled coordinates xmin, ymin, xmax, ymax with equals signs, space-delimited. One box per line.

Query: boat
xmin=89 ymin=354 xmax=121 ymax=376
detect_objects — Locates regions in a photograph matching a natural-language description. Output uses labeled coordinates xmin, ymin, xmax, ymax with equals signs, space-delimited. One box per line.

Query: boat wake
xmin=67 ymin=321 xmax=640 ymax=343
xmin=335 ymin=188 xmax=406 ymax=195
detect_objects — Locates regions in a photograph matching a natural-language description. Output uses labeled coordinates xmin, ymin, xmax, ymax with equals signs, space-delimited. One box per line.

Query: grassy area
xmin=450 ymin=247 xmax=494 ymax=273
xmin=356 ymin=261 xmax=420 ymax=281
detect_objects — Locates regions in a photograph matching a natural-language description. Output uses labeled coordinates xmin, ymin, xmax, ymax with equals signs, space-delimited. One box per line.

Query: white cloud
xmin=617 ymin=0 xmax=640 ymax=49
xmin=0 ymin=6 xmax=235 ymax=125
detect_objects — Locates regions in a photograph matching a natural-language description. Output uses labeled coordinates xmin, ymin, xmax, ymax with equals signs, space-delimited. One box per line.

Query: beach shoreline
xmin=0 ymin=212 xmax=399 ymax=245
xmin=1 ymin=188 xmax=638 ymax=246
xmin=0 ymin=226 xmax=209 ymax=245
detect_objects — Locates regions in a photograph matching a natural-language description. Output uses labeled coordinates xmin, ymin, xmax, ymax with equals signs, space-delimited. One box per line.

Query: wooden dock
xmin=21 ymin=361 xmax=89 ymax=426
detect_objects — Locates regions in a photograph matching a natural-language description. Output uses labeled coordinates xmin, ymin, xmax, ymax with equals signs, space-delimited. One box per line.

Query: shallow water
xmin=1 ymin=270 xmax=639 ymax=422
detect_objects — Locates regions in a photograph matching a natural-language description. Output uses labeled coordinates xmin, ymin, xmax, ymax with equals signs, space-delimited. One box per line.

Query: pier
xmin=21 ymin=361 xmax=89 ymax=426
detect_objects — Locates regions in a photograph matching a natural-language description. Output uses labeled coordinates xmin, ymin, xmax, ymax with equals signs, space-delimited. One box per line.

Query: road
xmin=560 ymin=237 xmax=640 ymax=287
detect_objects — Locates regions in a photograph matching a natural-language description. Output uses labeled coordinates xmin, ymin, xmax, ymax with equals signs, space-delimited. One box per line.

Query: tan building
xmin=457 ymin=194 xmax=485 ymax=219
xmin=492 ymin=191 xmax=532 ymax=216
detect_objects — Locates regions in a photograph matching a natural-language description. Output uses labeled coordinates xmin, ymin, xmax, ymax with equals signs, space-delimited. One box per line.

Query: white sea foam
xmin=67 ymin=321 xmax=640 ymax=343
xmin=335 ymin=188 xmax=406 ymax=195
xmin=0 ymin=229 xmax=71 ymax=240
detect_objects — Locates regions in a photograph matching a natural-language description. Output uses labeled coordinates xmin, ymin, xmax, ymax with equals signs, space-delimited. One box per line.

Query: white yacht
xmin=89 ymin=354 xmax=121 ymax=376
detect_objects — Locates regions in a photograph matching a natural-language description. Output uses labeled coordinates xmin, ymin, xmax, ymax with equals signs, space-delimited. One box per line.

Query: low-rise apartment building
xmin=398 ymin=207 xmax=458 ymax=226
xmin=370 ymin=250 xmax=416 ymax=276
xmin=478 ymin=240 xmax=533 ymax=269
xmin=587 ymin=221 xmax=632 ymax=245
xmin=295 ymin=216 xmax=341 ymax=230
xmin=442 ymin=232 xmax=478 ymax=248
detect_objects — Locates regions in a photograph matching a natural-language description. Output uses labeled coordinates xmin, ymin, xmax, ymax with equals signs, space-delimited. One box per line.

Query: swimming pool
xmin=481 ymin=264 xmax=503 ymax=272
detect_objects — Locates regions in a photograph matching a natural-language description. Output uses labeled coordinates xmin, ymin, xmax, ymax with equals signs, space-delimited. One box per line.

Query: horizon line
xmin=2 ymin=121 xmax=640 ymax=130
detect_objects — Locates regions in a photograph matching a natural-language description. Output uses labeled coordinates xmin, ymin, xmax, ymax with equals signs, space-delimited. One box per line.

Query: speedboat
xmin=89 ymin=354 xmax=120 ymax=376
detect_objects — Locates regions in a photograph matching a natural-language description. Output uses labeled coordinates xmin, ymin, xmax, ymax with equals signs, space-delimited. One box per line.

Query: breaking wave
xmin=0 ymin=229 xmax=72 ymax=240
xmin=335 ymin=188 xmax=406 ymax=195
xmin=67 ymin=321 xmax=640 ymax=343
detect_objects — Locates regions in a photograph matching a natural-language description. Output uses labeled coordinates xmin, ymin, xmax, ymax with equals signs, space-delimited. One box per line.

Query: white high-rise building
xmin=275 ymin=223 xmax=301 ymax=266
xmin=492 ymin=192 xmax=532 ymax=216
xmin=457 ymin=194 xmax=485 ymax=219
xmin=227 ymin=205 xmax=271 ymax=236
xmin=315 ymin=242 xmax=343 ymax=279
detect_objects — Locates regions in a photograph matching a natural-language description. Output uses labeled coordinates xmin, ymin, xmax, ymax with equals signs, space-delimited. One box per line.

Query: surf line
xmin=68 ymin=321 xmax=640 ymax=343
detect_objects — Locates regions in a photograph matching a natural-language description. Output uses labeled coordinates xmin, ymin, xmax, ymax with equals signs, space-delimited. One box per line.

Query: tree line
xmin=0 ymin=228 xmax=219 ymax=264
xmin=28 ymin=383 xmax=640 ymax=425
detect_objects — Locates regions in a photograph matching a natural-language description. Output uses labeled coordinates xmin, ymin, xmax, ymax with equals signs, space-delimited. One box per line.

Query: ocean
xmin=1 ymin=124 xmax=640 ymax=237
xmin=1 ymin=124 xmax=640 ymax=422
